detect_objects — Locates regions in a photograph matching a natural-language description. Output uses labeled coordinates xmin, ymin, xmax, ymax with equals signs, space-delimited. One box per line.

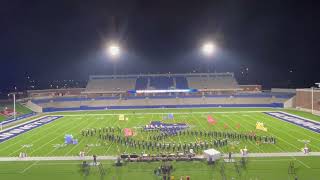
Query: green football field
xmin=1 ymin=107 xmax=320 ymax=180
xmin=0 ymin=157 xmax=320 ymax=180
xmin=0 ymin=103 xmax=33 ymax=121
xmin=0 ymin=108 xmax=320 ymax=157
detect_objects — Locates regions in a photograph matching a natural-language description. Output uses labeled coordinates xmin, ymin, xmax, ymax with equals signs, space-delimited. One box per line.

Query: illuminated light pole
xmin=201 ymin=42 xmax=216 ymax=56
xmin=201 ymin=41 xmax=217 ymax=72
xmin=106 ymin=43 xmax=121 ymax=75
xmin=108 ymin=44 xmax=121 ymax=58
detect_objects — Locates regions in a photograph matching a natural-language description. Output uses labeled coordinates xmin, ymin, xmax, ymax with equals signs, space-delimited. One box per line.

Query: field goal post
xmin=311 ymin=83 xmax=320 ymax=116
xmin=296 ymin=85 xmax=320 ymax=116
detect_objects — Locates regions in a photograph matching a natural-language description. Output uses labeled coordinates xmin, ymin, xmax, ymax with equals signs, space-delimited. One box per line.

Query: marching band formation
xmin=80 ymin=126 xmax=277 ymax=154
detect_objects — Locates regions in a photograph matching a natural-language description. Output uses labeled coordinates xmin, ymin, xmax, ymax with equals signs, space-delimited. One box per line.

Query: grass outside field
xmin=0 ymin=157 xmax=320 ymax=180
xmin=0 ymin=108 xmax=320 ymax=157
xmin=1 ymin=108 xmax=320 ymax=180
xmin=0 ymin=103 xmax=33 ymax=122
xmin=283 ymin=109 xmax=320 ymax=122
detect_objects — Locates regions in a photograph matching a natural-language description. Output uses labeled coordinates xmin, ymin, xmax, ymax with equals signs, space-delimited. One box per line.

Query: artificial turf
xmin=0 ymin=103 xmax=33 ymax=122
xmin=0 ymin=156 xmax=319 ymax=180
xmin=1 ymin=108 xmax=320 ymax=180
xmin=0 ymin=108 xmax=319 ymax=157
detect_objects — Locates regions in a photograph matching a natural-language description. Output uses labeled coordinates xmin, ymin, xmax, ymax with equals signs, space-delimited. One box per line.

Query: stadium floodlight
xmin=201 ymin=42 xmax=216 ymax=56
xmin=107 ymin=43 xmax=121 ymax=58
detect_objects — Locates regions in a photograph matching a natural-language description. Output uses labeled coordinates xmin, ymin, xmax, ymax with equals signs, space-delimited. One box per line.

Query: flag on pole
xmin=119 ymin=114 xmax=125 ymax=121
xmin=168 ymin=113 xmax=174 ymax=120
xmin=256 ymin=122 xmax=268 ymax=132
xmin=124 ymin=128 xmax=134 ymax=137
xmin=207 ymin=115 xmax=217 ymax=125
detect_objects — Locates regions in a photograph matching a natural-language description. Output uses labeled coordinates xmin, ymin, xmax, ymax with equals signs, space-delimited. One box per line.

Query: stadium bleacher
xmin=27 ymin=73 xmax=296 ymax=112
xmin=149 ymin=76 xmax=174 ymax=89
xmin=175 ymin=77 xmax=189 ymax=89
xmin=135 ymin=77 xmax=148 ymax=90
xmin=85 ymin=73 xmax=239 ymax=93
xmin=85 ymin=76 xmax=136 ymax=92
xmin=187 ymin=74 xmax=239 ymax=89
xmin=32 ymin=94 xmax=289 ymax=112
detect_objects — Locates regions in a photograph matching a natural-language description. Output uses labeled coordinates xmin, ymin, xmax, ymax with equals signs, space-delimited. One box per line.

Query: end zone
xmin=0 ymin=116 xmax=63 ymax=143
xmin=264 ymin=112 xmax=320 ymax=133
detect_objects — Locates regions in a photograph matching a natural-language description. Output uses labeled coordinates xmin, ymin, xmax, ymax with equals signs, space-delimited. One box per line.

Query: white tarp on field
xmin=203 ymin=149 xmax=221 ymax=161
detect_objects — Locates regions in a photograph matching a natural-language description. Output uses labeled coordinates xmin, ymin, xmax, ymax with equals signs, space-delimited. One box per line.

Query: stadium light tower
xmin=201 ymin=41 xmax=217 ymax=73
xmin=201 ymin=41 xmax=216 ymax=56
xmin=107 ymin=43 xmax=121 ymax=58
xmin=105 ymin=42 xmax=121 ymax=75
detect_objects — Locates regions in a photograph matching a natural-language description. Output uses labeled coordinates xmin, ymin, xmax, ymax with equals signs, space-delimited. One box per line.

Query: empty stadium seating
xmin=187 ymin=74 xmax=239 ymax=89
xmin=175 ymin=77 xmax=189 ymax=89
xmin=33 ymin=94 xmax=289 ymax=112
xmin=135 ymin=77 xmax=148 ymax=90
xmin=85 ymin=73 xmax=239 ymax=92
xmin=30 ymin=73 xmax=297 ymax=113
xmin=149 ymin=76 xmax=174 ymax=89
xmin=85 ymin=77 xmax=136 ymax=92
xmin=135 ymin=76 xmax=189 ymax=90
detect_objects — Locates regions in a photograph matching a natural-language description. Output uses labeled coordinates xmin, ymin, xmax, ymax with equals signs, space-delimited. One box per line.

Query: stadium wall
xmin=42 ymin=103 xmax=283 ymax=112
xmin=31 ymin=93 xmax=293 ymax=104
xmin=26 ymin=100 xmax=43 ymax=113
xmin=239 ymin=85 xmax=262 ymax=91
xmin=36 ymin=97 xmax=285 ymax=108
xmin=271 ymin=88 xmax=296 ymax=94
xmin=294 ymin=88 xmax=320 ymax=115
xmin=283 ymin=96 xmax=295 ymax=108
xmin=0 ymin=112 xmax=37 ymax=126
xmin=29 ymin=94 xmax=290 ymax=112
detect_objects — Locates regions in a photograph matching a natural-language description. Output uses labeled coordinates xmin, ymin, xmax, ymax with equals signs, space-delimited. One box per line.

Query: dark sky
xmin=1 ymin=0 xmax=320 ymax=92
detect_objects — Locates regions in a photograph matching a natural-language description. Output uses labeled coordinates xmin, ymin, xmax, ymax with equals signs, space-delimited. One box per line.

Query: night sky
xmin=1 ymin=0 xmax=320 ymax=94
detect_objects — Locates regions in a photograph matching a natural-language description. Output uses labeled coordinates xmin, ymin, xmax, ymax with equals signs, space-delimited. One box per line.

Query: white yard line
xmin=0 ymin=152 xmax=319 ymax=162
xmin=103 ymin=115 xmax=122 ymax=155
xmin=264 ymin=112 xmax=320 ymax=136
xmin=223 ymin=114 xmax=266 ymax=153
xmin=28 ymin=115 xmax=93 ymax=156
xmin=188 ymin=114 xmax=203 ymax=145
xmin=277 ymin=111 xmax=320 ymax=124
xmin=0 ymin=115 xmax=51 ymax=133
xmin=20 ymin=160 xmax=38 ymax=173
xmin=7 ymin=117 xmax=73 ymax=156
xmin=241 ymin=114 xmax=300 ymax=151
xmin=3 ymin=110 xmax=319 ymax=170
xmin=0 ymin=116 xmax=68 ymax=153
xmin=174 ymin=114 xmax=182 ymax=144
xmin=258 ymin=113 xmax=320 ymax=151
xmin=63 ymin=116 xmax=105 ymax=156
xmin=244 ymin=114 xmax=311 ymax=168
xmin=117 ymin=113 xmax=132 ymax=154
xmin=19 ymin=115 xmax=96 ymax=173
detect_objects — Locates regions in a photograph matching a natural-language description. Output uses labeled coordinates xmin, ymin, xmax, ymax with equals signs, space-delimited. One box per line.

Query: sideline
xmin=0 ymin=152 xmax=320 ymax=162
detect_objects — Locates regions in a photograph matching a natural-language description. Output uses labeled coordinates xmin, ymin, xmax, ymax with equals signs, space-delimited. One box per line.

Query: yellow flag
xmin=119 ymin=114 xmax=125 ymax=121
xmin=256 ymin=122 xmax=268 ymax=132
